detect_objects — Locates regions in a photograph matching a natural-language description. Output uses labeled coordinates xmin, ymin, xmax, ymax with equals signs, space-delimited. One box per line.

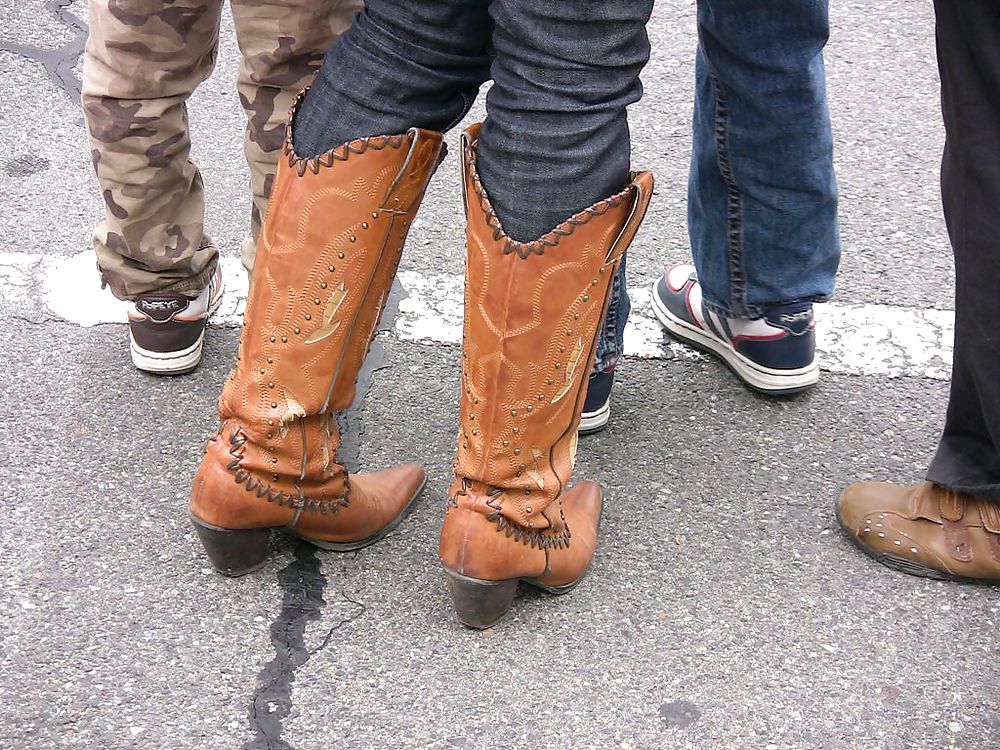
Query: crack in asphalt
xmin=308 ymin=589 xmax=367 ymax=657
xmin=0 ymin=0 xmax=87 ymax=104
xmin=245 ymin=547 xmax=366 ymax=750
xmin=244 ymin=281 xmax=405 ymax=750
xmin=9 ymin=314 xmax=61 ymax=326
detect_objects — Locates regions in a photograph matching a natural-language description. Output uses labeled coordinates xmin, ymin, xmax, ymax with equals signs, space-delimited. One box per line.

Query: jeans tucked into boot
xmin=438 ymin=129 xmax=654 ymax=627
xmin=292 ymin=0 xmax=654 ymax=375
xmin=191 ymin=1 xmax=656 ymax=626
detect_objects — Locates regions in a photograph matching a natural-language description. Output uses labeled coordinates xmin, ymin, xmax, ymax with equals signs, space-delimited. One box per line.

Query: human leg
xmin=837 ymin=0 xmax=1000 ymax=583
xmin=231 ymin=0 xmax=363 ymax=271
xmin=926 ymin=1 xmax=1000 ymax=502
xmin=651 ymin=0 xmax=839 ymax=393
xmin=480 ymin=0 xmax=651 ymax=430
xmin=83 ymin=0 xmax=225 ymax=373
xmin=190 ymin=0 xmax=488 ymax=573
xmin=483 ymin=1 xmax=651 ymax=432
xmin=689 ymin=0 xmax=839 ymax=316
xmin=297 ymin=0 xmax=637 ymax=428
xmin=291 ymin=0 xmax=493 ymax=154
xmin=189 ymin=101 xmax=443 ymax=574
xmin=82 ymin=0 xmax=223 ymax=299
xmin=439 ymin=0 xmax=654 ymax=628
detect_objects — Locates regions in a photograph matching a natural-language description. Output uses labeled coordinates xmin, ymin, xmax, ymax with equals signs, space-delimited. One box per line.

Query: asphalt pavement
xmin=0 ymin=2 xmax=997 ymax=749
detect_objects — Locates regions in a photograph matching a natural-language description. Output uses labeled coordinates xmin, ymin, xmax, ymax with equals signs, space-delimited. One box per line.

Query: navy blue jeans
xmin=689 ymin=0 xmax=840 ymax=318
xmin=293 ymin=0 xmax=652 ymax=372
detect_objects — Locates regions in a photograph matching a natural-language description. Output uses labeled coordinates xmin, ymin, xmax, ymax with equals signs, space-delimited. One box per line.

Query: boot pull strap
xmin=459 ymin=126 xmax=480 ymax=216
xmin=382 ymin=128 xmax=446 ymax=214
xmin=603 ymin=171 xmax=654 ymax=268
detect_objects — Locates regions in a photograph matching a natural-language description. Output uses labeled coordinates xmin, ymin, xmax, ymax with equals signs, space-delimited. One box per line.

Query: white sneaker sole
xmin=130 ymin=331 xmax=204 ymax=375
xmin=650 ymin=279 xmax=819 ymax=394
xmin=579 ymin=398 xmax=611 ymax=434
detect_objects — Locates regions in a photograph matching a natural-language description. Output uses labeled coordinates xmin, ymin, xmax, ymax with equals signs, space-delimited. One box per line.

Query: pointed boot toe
xmin=293 ymin=464 xmax=427 ymax=551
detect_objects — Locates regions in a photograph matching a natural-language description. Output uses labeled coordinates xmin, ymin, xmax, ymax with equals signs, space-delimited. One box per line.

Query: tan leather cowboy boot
xmin=190 ymin=92 xmax=445 ymax=575
xmin=439 ymin=125 xmax=653 ymax=627
xmin=838 ymin=481 xmax=1000 ymax=583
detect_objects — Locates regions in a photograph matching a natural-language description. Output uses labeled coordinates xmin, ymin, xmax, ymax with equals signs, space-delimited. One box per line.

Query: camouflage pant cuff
xmin=100 ymin=256 xmax=219 ymax=302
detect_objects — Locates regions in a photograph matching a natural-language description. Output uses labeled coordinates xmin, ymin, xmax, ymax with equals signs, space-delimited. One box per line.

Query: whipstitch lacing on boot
xmin=450 ymin=479 xmax=572 ymax=549
xmin=282 ymin=87 xmax=408 ymax=177
xmin=463 ymin=138 xmax=633 ymax=260
xmin=214 ymin=423 xmax=350 ymax=515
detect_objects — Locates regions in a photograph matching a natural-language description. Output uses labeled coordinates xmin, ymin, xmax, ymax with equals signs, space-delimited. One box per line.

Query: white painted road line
xmin=2 ymin=252 xmax=954 ymax=381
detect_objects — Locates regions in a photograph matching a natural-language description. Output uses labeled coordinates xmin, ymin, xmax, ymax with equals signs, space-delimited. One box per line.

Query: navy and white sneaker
xmin=579 ymin=369 xmax=615 ymax=434
xmin=650 ymin=264 xmax=818 ymax=394
xmin=128 ymin=265 xmax=224 ymax=375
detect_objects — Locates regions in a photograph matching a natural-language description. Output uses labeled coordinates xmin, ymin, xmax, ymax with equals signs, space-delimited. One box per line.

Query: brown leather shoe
xmin=837 ymin=481 xmax=1000 ymax=583
xmin=439 ymin=125 xmax=653 ymax=627
xmin=190 ymin=91 xmax=444 ymax=576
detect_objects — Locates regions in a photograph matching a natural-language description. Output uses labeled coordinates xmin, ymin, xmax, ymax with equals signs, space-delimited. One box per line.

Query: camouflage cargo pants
xmin=82 ymin=0 xmax=361 ymax=300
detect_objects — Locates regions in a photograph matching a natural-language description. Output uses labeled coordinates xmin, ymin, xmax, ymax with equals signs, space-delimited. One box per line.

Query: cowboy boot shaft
xmin=218 ymin=95 xmax=444 ymax=495
xmin=452 ymin=125 xmax=653 ymax=534
xmin=439 ymin=125 xmax=653 ymax=625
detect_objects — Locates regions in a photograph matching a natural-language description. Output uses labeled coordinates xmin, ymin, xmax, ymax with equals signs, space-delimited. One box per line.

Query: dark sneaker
xmin=650 ymin=264 xmax=818 ymax=394
xmin=128 ymin=266 xmax=224 ymax=375
xmin=579 ymin=369 xmax=614 ymax=434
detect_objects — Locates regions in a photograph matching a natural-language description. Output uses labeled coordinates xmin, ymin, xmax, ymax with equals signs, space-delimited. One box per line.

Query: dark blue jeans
xmin=690 ymin=0 xmax=840 ymax=318
xmin=293 ymin=0 xmax=652 ymax=372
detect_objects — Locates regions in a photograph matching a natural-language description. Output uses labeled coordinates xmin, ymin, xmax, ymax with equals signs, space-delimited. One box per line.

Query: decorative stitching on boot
xmin=483 ymin=490 xmax=571 ymax=550
xmin=223 ymin=423 xmax=350 ymax=514
xmin=282 ymin=87 xmax=408 ymax=177
xmin=446 ymin=477 xmax=472 ymax=509
xmin=463 ymin=137 xmax=633 ymax=260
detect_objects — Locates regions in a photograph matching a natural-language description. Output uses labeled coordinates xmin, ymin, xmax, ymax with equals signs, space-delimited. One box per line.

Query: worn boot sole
xmin=192 ymin=476 xmax=426 ymax=576
xmin=443 ymin=497 xmax=603 ymax=629
xmin=444 ymin=564 xmax=590 ymax=630
xmin=190 ymin=517 xmax=271 ymax=577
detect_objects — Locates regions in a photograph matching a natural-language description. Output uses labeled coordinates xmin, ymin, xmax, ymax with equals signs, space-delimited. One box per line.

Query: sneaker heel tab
xmin=134 ymin=294 xmax=192 ymax=322
xmin=765 ymin=303 xmax=814 ymax=334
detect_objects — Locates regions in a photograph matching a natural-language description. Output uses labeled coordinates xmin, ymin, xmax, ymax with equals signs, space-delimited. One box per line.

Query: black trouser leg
xmin=926 ymin=0 xmax=1000 ymax=502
